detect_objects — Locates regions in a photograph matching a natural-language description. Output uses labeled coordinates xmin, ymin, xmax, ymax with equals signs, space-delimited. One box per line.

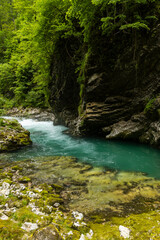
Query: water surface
xmin=1 ymin=117 xmax=160 ymax=178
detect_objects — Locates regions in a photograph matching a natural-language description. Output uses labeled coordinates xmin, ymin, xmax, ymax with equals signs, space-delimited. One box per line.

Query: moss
xmin=0 ymin=118 xmax=32 ymax=152
xmin=39 ymin=183 xmax=54 ymax=193
xmin=0 ymin=195 xmax=7 ymax=205
xmin=18 ymin=176 xmax=31 ymax=183
xmin=41 ymin=190 xmax=49 ymax=195
xmin=51 ymin=184 xmax=63 ymax=193
xmin=89 ymin=210 xmax=160 ymax=239
xmin=46 ymin=197 xmax=64 ymax=206
xmin=3 ymin=179 xmax=12 ymax=185
xmin=12 ymin=207 xmax=41 ymax=224
xmin=0 ymin=118 xmax=5 ymax=127
xmin=34 ymin=199 xmax=45 ymax=208
xmin=0 ymin=172 xmax=11 ymax=180
xmin=12 ymin=166 xmax=23 ymax=172
xmin=144 ymin=98 xmax=155 ymax=113
xmin=0 ymin=219 xmax=25 ymax=240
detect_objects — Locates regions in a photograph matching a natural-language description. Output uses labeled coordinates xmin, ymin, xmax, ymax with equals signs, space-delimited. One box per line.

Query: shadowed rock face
xmin=0 ymin=118 xmax=32 ymax=152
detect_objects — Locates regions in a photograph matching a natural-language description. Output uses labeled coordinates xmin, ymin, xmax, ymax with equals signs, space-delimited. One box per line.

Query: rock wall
xmin=49 ymin=39 xmax=80 ymax=127
xmin=50 ymin=25 xmax=160 ymax=147
xmin=75 ymin=25 xmax=160 ymax=147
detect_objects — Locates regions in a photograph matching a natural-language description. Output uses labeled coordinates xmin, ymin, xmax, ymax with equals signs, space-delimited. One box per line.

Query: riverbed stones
xmin=0 ymin=156 xmax=160 ymax=239
xmin=0 ymin=118 xmax=32 ymax=152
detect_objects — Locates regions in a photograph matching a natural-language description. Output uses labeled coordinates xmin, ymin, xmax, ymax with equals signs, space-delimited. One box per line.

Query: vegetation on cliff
xmin=0 ymin=0 xmax=159 ymax=111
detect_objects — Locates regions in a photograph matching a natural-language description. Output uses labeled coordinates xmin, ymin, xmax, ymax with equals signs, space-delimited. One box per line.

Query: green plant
xmin=144 ymin=98 xmax=156 ymax=114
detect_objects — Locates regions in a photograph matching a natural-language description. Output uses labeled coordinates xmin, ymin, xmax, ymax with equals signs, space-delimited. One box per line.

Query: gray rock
xmin=105 ymin=119 xmax=144 ymax=140
xmin=31 ymin=225 xmax=62 ymax=240
xmin=21 ymin=222 xmax=38 ymax=232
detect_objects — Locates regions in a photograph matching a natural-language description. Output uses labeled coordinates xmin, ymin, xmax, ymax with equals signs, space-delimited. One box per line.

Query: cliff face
xmin=49 ymin=39 xmax=80 ymax=127
xmin=50 ymin=25 xmax=160 ymax=147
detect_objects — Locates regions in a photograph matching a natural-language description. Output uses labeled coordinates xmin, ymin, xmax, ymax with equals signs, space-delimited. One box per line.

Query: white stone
xmin=46 ymin=205 xmax=53 ymax=212
xmin=81 ymin=221 xmax=87 ymax=226
xmin=0 ymin=182 xmax=11 ymax=197
xmin=4 ymin=203 xmax=8 ymax=209
xmin=86 ymin=229 xmax=94 ymax=239
xmin=79 ymin=234 xmax=86 ymax=240
xmin=2 ymin=182 xmax=10 ymax=190
xmin=74 ymin=221 xmax=81 ymax=227
xmin=19 ymin=184 xmax=26 ymax=190
xmin=54 ymin=203 xmax=60 ymax=207
xmin=21 ymin=222 xmax=38 ymax=232
xmin=72 ymin=211 xmax=83 ymax=220
xmin=67 ymin=231 xmax=73 ymax=235
xmin=27 ymin=191 xmax=40 ymax=199
xmin=0 ymin=214 xmax=9 ymax=220
xmin=29 ymin=203 xmax=45 ymax=216
xmin=34 ymin=187 xmax=42 ymax=192
xmin=119 ymin=225 xmax=130 ymax=239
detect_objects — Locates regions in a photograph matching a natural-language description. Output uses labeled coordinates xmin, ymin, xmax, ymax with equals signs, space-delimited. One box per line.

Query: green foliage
xmin=0 ymin=0 xmax=159 ymax=110
xmin=144 ymin=98 xmax=156 ymax=114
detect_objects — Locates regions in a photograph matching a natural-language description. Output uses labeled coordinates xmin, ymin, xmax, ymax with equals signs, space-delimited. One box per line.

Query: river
xmin=1 ymin=117 xmax=160 ymax=178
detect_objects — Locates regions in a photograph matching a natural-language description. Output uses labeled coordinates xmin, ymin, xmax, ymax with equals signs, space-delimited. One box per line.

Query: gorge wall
xmin=49 ymin=24 xmax=160 ymax=147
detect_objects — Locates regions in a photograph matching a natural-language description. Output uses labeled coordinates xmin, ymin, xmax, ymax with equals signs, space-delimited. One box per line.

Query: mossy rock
xmin=51 ymin=184 xmax=64 ymax=193
xmin=30 ymin=224 xmax=63 ymax=240
xmin=46 ymin=197 xmax=64 ymax=206
xmin=0 ymin=118 xmax=32 ymax=152
xmin=18 ymin=176 xmax=31 ymax=183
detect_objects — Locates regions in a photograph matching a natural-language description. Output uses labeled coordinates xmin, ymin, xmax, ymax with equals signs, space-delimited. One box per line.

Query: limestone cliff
xmin=50 ymin=25 xmax=160 ymax=147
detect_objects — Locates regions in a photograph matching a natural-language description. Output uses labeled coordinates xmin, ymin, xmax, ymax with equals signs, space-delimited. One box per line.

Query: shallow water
xmin=1 ymin=117 xmax=160 ymax=178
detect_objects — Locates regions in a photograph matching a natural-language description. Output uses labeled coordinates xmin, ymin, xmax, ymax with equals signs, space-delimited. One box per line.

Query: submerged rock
xmin=0 ymin=118 xmax=32 ymax=152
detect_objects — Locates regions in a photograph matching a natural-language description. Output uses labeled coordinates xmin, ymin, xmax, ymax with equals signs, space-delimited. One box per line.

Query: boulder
xmin=105 ymin=120 xmax=145 ymax=140
xmin=0 ymin=118 xmax=32 ymax=152
xmin=31 ymin=225 xmax=62 ymax=240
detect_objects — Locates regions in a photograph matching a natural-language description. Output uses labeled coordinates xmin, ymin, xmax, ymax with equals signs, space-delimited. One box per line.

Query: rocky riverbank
xmin=4 ymin=108 xmax=55 ymax=121
xmin=0 ymin=118 xmax=32 ymax=152
xmin=0 ymin=156 xmax=160 ymax=239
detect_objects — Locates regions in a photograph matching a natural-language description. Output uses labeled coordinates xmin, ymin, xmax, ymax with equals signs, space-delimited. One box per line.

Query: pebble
xmin=54 ymin=202 xmax=60 ymax=207
xmin=72 ymin=211 xmax=83 ymax=220
xmin=86 ymin=229 xmax=94 ymax=239
xmin=0 ymin=182 xmax=10 ymax=197
xmin=119 ymin=225 xmax=130 ymax=239
xmin=79 ymin=234 xmax=86 ymax=240
xmin=27 ymin=191 xmax=40 ymax=199
xmin=0 ymin=214 xmax=9 ymax=220
xmin=67 ymin=231 xmax=73 ymax=235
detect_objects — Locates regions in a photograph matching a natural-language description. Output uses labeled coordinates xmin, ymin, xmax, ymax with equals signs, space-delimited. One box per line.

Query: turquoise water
xmin=1 ymin=117 xmax=160 ymax=178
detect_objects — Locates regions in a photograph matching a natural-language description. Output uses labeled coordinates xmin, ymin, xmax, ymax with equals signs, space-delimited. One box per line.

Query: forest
xmin=0 ymin=0 xmax=159 ymax=112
